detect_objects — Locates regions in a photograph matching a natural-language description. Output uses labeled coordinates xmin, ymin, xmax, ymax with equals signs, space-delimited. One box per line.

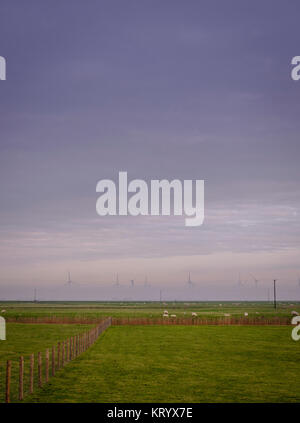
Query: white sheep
xmin=163 ymin=313 xmax=169 ymax=318
xmin=291 ymin=311 xmax=299 ymax=316
xmin=224 ymin=313 xmax=231 ymax=317
xmin=244 ymin=312 xmax=248 ymax=317
xmin=191 ymin=312 xmax=197 ymax=317
xmin=1 ymin=310 xmax=6 ymax=313
xmin=170 ymin=314 xmax=176 ymax=318
xmin=163 ymin=310 xmax=168 ymax=314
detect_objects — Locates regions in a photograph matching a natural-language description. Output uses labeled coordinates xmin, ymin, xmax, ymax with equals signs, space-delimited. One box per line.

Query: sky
xmin=0 ymin=1 xmax=300 ymax=300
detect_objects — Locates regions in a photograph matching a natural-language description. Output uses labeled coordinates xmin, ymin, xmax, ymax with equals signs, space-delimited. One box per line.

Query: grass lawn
xmin=0 ymin=323 xmax=92 ymax=403
xmin=23 ymin=325 xmax=300 ymax=403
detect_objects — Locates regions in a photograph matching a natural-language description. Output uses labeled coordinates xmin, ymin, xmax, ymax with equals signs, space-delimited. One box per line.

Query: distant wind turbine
xmin=65 ymin=272 xmax=72 ymax=286
xmin=187 ymin=272 xmax=193 ymax=288
xmin=65 ymin=272 xmax=78 ymax=286
xmin=114 ymin=273 xmax=120 ymax=287
xmin=249 ymin=273 xmax=259 ymax=289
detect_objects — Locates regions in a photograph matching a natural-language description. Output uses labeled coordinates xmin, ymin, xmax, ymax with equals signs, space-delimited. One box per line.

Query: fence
xmin=112 ymin=316 xmax=290 ymax=326
xmin=6 ymin=316 xmax=108 ymax=324
xmin=2 ymin=317 xmax=111 ymax=403
xmin=7 ymin=316 xmax=291 ymax=326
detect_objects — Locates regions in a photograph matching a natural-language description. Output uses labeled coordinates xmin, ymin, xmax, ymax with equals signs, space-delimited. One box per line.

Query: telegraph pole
xmin=273 ymin=279 xmax=277 ymax=309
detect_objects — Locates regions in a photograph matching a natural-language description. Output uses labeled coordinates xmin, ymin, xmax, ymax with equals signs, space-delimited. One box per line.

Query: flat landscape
xmin=0 ymin=301 xmax=299 ymax=403
xmin=0 ymin=323 xmax=92 ymax=403
xmin=24 ymin=325 xmax=300 ymax=403
xmin=0 ymin=300 xmax=298 ymax=321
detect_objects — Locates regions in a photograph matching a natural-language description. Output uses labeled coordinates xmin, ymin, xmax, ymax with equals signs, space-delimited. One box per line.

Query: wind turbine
xmin=238 ymin=272 xmax=243 ymax=287
xmin=65 ymin=272 xmax=73 ymax=286
xmin=114 ymin=273 xmax=120 ymax=287
xmin=249 ymin=273 xmax=259 ymax=289
xmin=187 ymin=272 xmax=193 ymax=288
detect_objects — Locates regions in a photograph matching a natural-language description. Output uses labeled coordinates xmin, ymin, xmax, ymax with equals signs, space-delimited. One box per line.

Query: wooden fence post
xmin=19 ymin=356 xmax=24 ymax=400
xmin=38 ymin=352 xmax=42 ymax=387
xmin=6 ymin=360 xmax=11 ymax=403
xmin=30 ymin=353 xmax=34 ymax=394
xmin=52 ymin=345 xmax=55 ymax=376
xmin=57 ymin=342 xmax=61 ymax=369
xmin=66 ymin=338 xmax=69 ymax=362
xmin=62 ymin=341 xmax=65 ymax=367
xmin=45 ymin=349 xmax=49 ymax=383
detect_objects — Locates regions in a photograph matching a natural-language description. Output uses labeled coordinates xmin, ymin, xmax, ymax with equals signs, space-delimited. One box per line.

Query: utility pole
xmin=273 ymin=279 xmax=277 ymax=310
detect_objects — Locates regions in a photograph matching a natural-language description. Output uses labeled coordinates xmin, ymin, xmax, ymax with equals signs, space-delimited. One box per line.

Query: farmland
xmin=0 ymin=323 xmax=92 ymax=402
xmin=0 ymin=300 xmax=299 ymax=321
xmin=0 ymin=301 xmax=299 ymax=403
xmin=24 ymin=325 xmax=300 ymax=403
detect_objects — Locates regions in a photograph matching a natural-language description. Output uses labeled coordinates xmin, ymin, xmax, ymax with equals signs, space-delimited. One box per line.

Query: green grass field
xmin=1 ymin=300 xmax=299 ymax=321
xmin=0 ymin=323 xmax=92 ymax=403
xmin=23 ymin=325 xmax=300 ymax=403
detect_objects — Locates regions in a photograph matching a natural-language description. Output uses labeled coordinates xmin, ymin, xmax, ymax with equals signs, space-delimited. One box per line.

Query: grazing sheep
xmin=163 ymin=313 xmax=169 ymax=318
xmin=244 ymin=312 xmax=248 ymax=317
xmin=191 ymin=312 xmax=197 ymax=317
xmin=291 ymin=311 xmax=299 ymax=316
xmin=1 ymin=310 xmax=6 ymax=313
xmin=170 ymin=314 xmax=177 ymax=318
xmin=224 ymin=313 xmax=231 ymax=317
xmin=164 ymin=310 xmax=169 ymax=314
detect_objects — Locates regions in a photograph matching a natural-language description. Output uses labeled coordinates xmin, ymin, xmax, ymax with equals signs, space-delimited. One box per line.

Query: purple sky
xmin=0 ymin=1 xmax=300 ymax=300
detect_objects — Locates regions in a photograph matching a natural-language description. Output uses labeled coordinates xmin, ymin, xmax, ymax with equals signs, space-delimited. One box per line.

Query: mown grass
xmin=0 ymin=323 xmax=92 ymax=403
xmin=24 ymin=325 xmax=300 ymax=403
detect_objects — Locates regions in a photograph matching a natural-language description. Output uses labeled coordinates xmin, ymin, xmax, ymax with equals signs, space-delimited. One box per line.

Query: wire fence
xmin=1 ymin=317 xmax=111 ymax=403
xmin=111 ymin=316 xmax=291 ymax=326
xmin=6 ymin=315 xmax=291 ymax=326
xmin=5 ymin=316 xmax=108 ymax=324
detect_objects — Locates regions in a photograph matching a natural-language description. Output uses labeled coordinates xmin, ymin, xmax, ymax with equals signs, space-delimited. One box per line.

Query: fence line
xmin=6 ymin=316 xmax=109 ymax=324
xmin=6 ymin=315 xmax=291 ymax=326
xmin=3 ymin=317 xmax=112 ymax=403
xmin=111 ymin=316 xmax=290 ymax=326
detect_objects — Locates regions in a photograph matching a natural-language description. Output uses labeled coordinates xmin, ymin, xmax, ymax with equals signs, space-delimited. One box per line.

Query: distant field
xmin=24 ymin=325 xmax=300 ymax=403
xmin=0 ymin=301 xmax=299 ymax=321
xmin=0 ymin=323 xmax=92 ymax=403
